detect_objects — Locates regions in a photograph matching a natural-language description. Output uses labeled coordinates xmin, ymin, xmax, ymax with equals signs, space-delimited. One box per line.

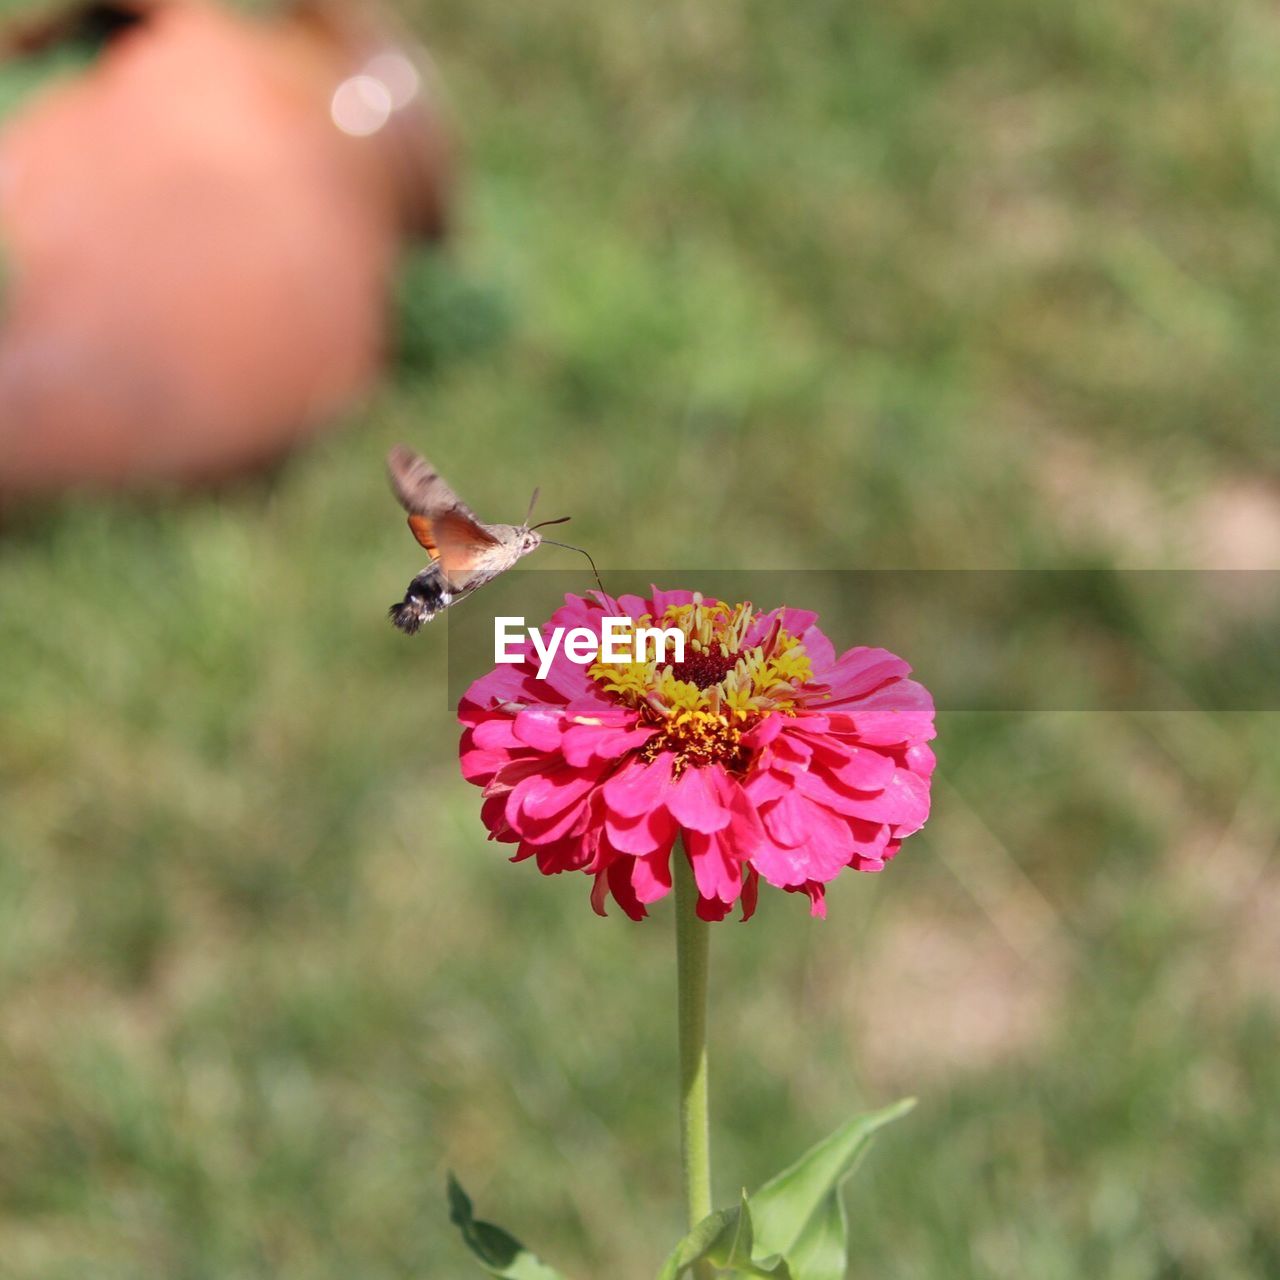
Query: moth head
xmin=527 ymin=513 xmax=572 ymax=551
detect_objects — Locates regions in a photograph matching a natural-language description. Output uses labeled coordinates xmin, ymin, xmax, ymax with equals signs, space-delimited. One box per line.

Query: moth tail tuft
xmin=389 ymin=599 xmax=432 ymax=635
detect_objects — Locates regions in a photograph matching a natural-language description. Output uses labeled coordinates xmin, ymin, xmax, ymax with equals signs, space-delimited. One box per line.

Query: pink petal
xmin=504 ymin=766 xmax=601 ymax=840
xmin=460 ymin=664 xmax=541 ymax=714
xmin=823 ymin=747 xmax=897 ymax=793
xmin=530 ymin=836 xmax=593 ymax=874
xmin=751 ymin=829 xmax=826 ymax=889
xmin=685 ymin=828 xmax=743 ymax=905
xmin=480 ymin=793 xmax=515 ymax=841
xmin=846 ymin=817 xmax=891 ymax=863
xmin=668 ymin=766 xmax=732 ymax=834
xmin=741 ymin=714 xmax=785 ymax=750
xmin=757 ymin=795 xmax=850 ymax=882
xmin=800 ymin=627 xmax=836 ymax=675
xmin=742 ymin=607 xmax=819 ymax=648
xmin=518 ymin=796 xmax=598 ymax=846
xmin=630 ymin=848 xmax=674 ymax=903
xmin=832 ymin=678 xmax=936 ymax=745
xmin=696 ymin=895 xmax=734 ymax=921
xmin=549 ymin=594 xmax=609 ymax=631
xmin=905 ymin=742 xmax=937 ymax=778
xmin=515 ymin=767 xmax=600 ymax=821
xmin=562 ymin=723 xmax=654 ymax=768
xmin=761 ymin=789 xmax=809 ymax=848
xmin=822 ymin=647 xmax=913 ymax=699
xmin=767 ymin=733 xmax=812 ymax=768
xmin=603 ymin=753 xmax=674 ymax=818
xmin=513 ymin=705 xmax=565 ymax=751
xmin=605 ymin=805 xmax=678 ymax=854
xmin=590 ymin=869 xmax=610 ymax=916
xmin=837 ymin=767 xmax=931 ymax=829
xmin=472 ymin=719 xmax=524 ymax=751
xmin=647 ymin=587 xmax=698 ymax=615
xmin=563 ymin=695 xmax=632 ymax=722
xmin=615 ymin=593 xmax=657 ymax=620
xmin=790 ymin=767 xmax=884 ymax=816
xmin=607 ymin=859 xmax=648 ymax=920
xmin=459 ymin=728 xmax=524 ymax=784
xmin=788 ymin=712 xmax=832 ymax=737
xmin=484 ymin=755 xmax=552 ymax=798
xmin=849 ymin=711 xmax=936 ymax=747
xmin=721 ymin=783 xmax=767 ymax=861
xmin=792 ymin=882 xmax=827 ymax=918
xmin=742 ymin=768 xmax=790 ymax=806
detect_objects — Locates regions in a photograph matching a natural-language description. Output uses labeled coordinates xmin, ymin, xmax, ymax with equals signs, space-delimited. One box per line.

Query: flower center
xmin=589 ymin=595 xmax=813 ymax=773
xmin=639 ymin=709 xmax=748 ymax=772
xmin=661 ymin=648 xmax=738 ymax=690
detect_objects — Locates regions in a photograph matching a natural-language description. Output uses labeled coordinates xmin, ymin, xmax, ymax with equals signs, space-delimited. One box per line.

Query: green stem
xmin=674 ymin=843 xmax=713 ymax=1274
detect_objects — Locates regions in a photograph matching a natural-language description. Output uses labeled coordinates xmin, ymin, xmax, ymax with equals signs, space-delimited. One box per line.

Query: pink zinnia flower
xmin=458 ymin=590 xmax=936 ymax=921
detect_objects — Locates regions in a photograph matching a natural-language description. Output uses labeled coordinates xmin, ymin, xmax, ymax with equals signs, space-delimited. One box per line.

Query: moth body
xmin=385 ymin=445 xmax=549 ymax=633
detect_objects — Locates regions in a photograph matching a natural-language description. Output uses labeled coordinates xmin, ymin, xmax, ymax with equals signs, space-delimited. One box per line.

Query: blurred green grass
xmin=2 ymin=0 xmax=1280 ymax=1276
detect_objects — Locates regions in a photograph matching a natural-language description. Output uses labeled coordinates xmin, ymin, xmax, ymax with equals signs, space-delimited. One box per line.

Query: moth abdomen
xmin=389 ymin=565 xmax=453 ymax=635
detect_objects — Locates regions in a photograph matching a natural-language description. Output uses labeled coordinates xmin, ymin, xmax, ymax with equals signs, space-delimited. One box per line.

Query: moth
xmin=386 ymin=444 xmax=603 ymax=634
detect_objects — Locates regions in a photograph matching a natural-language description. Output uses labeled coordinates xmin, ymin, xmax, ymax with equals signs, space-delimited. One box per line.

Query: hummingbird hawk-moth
xmin=385 ymin=444 xmax=602 ymax=634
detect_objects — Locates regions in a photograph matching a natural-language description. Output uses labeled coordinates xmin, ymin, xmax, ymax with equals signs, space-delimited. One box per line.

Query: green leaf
xmin=655 ymin=1206 xmax=738 ymax=1280
xmin=783 ymin=1191 xmax=847 ymax=1280
xmin=721 ymin=1192 xmax=760 ymax=1271
xmin=719 ymin=1192 xmax=793 ymax=1279
xmin=747 ymin=1097 xmax=916 ymax=1270
xmin=655 ymin=1197 xmax=792 ymax=1280
xmin=447 ymin=1174 xmax=568 ymax=1280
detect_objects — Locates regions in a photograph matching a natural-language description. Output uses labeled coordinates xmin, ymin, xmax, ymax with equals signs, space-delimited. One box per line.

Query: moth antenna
xmin=532 ymin=515 xmax=572 ymax=529
xmin=541 ymin=538 xmax=607 ymax=597
xmin=523 ymin=486 xmax=541 ymax=527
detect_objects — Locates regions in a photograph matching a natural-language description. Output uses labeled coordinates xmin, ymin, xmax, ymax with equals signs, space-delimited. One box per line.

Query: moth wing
xmin=434 ymin=515 xmax=515 ymax=594
xmin=405 ymin=513 xmax=442 ymax=559
xmin=388 ymin=443 xmax=501 ymax=582
xmin=404 ymin=509 xmax=503 ymax=588
xmin=387 ymin=444 xmax=484 ymax=524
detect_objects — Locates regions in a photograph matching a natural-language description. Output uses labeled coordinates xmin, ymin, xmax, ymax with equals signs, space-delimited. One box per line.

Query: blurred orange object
xmin=0 ymin=0 xmax=452 ymax=501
